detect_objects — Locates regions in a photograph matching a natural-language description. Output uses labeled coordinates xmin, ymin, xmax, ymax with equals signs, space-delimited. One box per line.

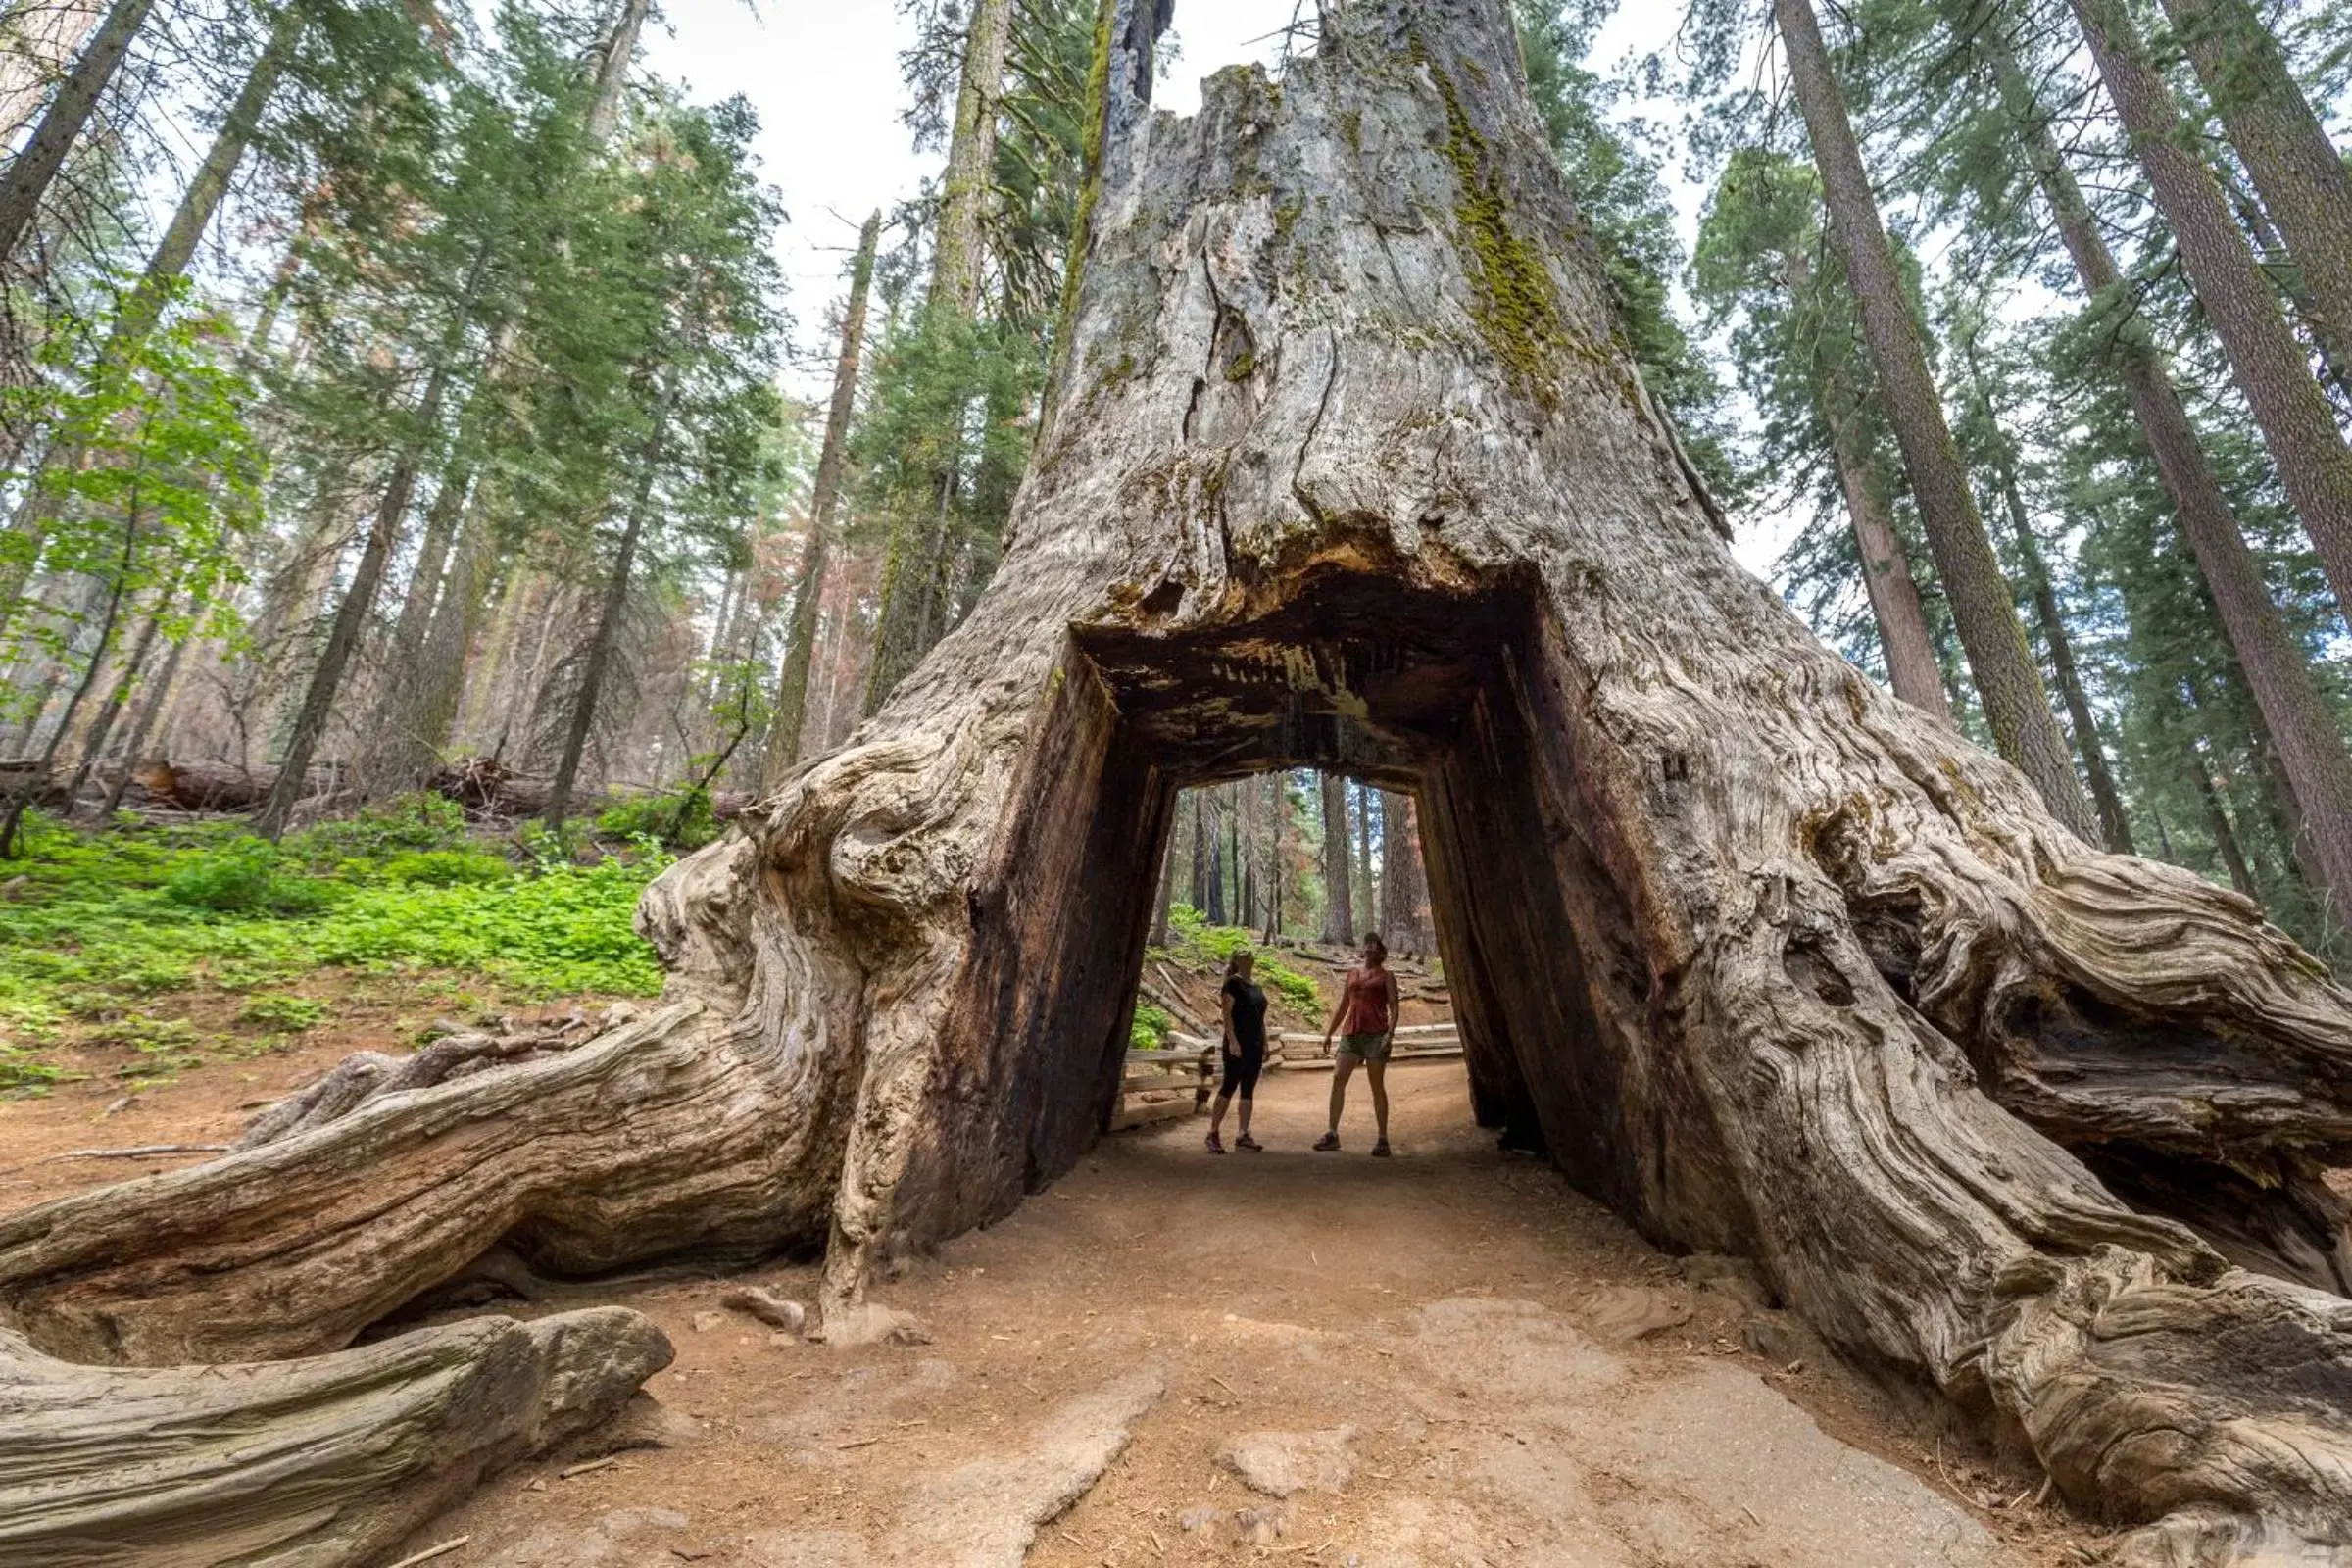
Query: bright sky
xmin=638 ymin=0 xmax=1782 ymax=566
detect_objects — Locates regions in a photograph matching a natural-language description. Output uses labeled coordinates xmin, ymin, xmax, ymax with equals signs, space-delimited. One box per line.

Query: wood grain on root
xmin=0 ymin=999 xmax=853 ymax=1364
xmin=0 ymin=1306 xmax=669 ymax=1568
xmin=4 ymin=2 xmax=2350 ymax=1560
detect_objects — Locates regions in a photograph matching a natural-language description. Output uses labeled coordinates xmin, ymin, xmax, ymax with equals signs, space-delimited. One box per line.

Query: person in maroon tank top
xmin=1314 ymin=933 xmax=1399 ymax=1155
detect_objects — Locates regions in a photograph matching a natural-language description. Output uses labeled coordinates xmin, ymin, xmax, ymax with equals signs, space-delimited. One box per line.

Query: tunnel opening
xmin=892 ymin=569 xmax=1724 ymax=1258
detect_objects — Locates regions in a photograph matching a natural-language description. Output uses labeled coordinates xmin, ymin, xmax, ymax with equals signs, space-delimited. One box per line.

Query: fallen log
xmin=0 ymin=1306 xmax=670 ymax=1568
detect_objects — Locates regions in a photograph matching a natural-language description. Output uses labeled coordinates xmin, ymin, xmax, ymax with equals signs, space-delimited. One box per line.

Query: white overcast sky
xmin=636 ymin=0 xmax=1776 ymax=563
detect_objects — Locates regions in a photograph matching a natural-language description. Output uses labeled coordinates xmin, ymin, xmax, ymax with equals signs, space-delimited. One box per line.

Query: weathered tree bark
xmin=1318 ymin=771 xmax=1354 ymax=946
xmin=1352 ymin=779 xmax=1377 ymax=934
xmin=1976 ymin=20 xmax=2352 ymax=916
xmin=2065 ymin=0 xmax=2352 ymax=619
xmin=0 ymin=0 xmax=155 ymax=262
xmin=2156 ymin=0 xmax=2352 ymax=390
xmin=765 ymin=211 xmax=880 ymax=787
xmin=1380 ymin=789 xmax=1433 ymax=955
xmin=1774 ymin=0 xmax=2095 ymax=841
xmin=0 ymin=1306 xmax=669 ymax=1567
xmin=7 ymin=3 xmax=2352 ymax=1558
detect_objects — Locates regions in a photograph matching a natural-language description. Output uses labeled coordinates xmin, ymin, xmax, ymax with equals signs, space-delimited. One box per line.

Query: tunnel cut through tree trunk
xmin=4 ymin=3 xmax=2352 ymax=1563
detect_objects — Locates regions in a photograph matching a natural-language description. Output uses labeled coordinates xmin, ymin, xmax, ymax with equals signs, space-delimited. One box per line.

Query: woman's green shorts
xmin=1339 ymin=1032 xmax=1391 ymax=1063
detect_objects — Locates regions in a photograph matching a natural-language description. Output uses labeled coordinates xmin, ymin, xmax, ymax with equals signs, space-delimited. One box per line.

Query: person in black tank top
xmin=1206 ymin=951 xmax=1269 ymax=1153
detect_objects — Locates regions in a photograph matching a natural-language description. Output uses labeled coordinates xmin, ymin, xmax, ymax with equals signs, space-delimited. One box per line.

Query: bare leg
xmin=1209 ymin=1088 xmax=1235 ymax=1135
xmin=1328 ymin=1054 xmax=1357 ymax=1133
xmin=1237 ymin=1094 xmax=1253 ymax=1136
xmin=1367 ymin=1061 xmax=1390 ymax=1141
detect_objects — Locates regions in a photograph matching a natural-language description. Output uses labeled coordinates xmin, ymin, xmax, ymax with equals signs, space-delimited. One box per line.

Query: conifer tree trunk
xmin=2156 ymin=0 xmax=2352 ymax=389
xmin=1318 ymin=771 xmax=1353 ymax=946
xmin=255 ymin=339 xmax=467 ymax=839
xmin=764 ymin=212 xmax=879 ymax=785
xmin=1825 ymin=411 xmax=1951 ymax=721
xmin=2064 ymin=0 xmax=2352 ymax=618
xmin=1353 ymin=780 xmax=1376 ymax=933
xmin=0 ymin=0 xmax=155 ymax=261
xmin=1980 ymin=23 xmax=2352 ymax=914
xmin=862 ymin=0 xmax=1011 ymax=711
xmin=544 ymin=394 xmax=673 ymax=827
xmin=1380 ymin=789 xmax=1433 ymax=954
xmin=1775 ymin=0 xmax=2096 ymax=841
xmin=13 ymin=8 xmax=2352 ymax=1560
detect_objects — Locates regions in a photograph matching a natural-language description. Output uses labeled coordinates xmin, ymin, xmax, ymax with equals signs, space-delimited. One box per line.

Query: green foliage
xmin=1130 ymin=1002 xmax=1171 ymax=1051
xmin=237 ymin=992 xmax=329 ymax=1031
xmin=597 ymin=787 xmax=722 ymax=851
xmin=0 ymin=812 xmax=670 ymax=1096
xmin=1159 ymin=905 xmax=1323 ymax=1015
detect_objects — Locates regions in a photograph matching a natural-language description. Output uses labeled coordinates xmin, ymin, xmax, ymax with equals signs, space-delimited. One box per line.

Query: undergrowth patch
xmin=0 ymin=799 xmax=672 ymax=1096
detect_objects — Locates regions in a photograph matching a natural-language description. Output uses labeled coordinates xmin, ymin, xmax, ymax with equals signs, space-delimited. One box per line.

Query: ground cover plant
xmin=0 ymin=796 xmax=670 ymax=1095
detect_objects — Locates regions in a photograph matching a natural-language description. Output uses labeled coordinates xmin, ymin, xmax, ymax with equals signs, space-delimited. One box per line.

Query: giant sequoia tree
xmin=4 ymin=3 xmax=2351 ymax=1562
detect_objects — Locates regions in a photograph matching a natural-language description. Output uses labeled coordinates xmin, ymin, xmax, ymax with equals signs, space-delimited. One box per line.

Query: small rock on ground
xmin=1218 ymin=1426 xmax=1360 ymax=1496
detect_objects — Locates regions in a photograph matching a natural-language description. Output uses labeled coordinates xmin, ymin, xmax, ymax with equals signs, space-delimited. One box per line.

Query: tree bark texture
xmin=6 ymin=3 xmax=2352 ymax=1557
xmin=1775 ymin=0 xmax=2097 ymax=841
xmin=1319 ymin=771 xmax=1354 ymax=947
xmin=0 ymin=1307 xmax=668 ymax=1567
xmin=764 ymin=211 xmax=879 ymax=787
xmin=1981 ymin=21 xmax=2352 ymax=918
xmin=2156 ymin=0 xmax=2352 ymax=388
xmin=2066 ymin=0 xmax=2352 ymax=620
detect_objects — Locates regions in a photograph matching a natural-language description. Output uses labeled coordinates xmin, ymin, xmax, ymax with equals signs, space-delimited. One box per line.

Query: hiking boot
xmin=1235 ymin=1132 xmax=1263 ymax=1152
xmin=1205 ymin=1130 xmax=1225 ymax=1154
xmin=1312 ymin=1132 xmax=1340 ymax=1152
xmin=1370 ymin=1138 xmax=1393 ymax=1158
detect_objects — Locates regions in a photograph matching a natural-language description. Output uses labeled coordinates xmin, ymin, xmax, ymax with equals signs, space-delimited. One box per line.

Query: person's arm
xmin=1322 ymin=971 xmax=1350 ymax=1046
xmin=1385 ymin=970 xmax=1400 ymax=1048
xmin=1220 ymin=985 xmax=1237 ymax=1047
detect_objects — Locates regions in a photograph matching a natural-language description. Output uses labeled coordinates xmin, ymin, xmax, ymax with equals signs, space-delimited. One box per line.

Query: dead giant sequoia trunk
xmin=4 ymin=2 xmax=2352 ymax=1557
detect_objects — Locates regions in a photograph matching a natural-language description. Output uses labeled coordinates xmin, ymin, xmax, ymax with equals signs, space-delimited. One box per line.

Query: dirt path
xmin=365 ymin=1063 xmax=2099 ymax=1568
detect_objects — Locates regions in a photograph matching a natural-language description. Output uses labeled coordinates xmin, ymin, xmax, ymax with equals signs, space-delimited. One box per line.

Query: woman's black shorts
xmin=1220 ymin=1045 xmax=1264 ymax=1098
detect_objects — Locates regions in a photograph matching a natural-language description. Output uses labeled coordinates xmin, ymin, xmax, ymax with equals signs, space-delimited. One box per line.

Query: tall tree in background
xmin=2156 ymin=0 xmax=2352 ymax=385
xmin=764 ymin=211 xmax=880 ymax=786
xmin=2064 ymin=0 xmax=2352 ymax=616
xmin=1692 ymin=150 xmax=1951 ymax=721
xmin=1318 ymin=771 xmax=1353 ymax=947
xmin=1380 ymin=790 xmax=1433 ymax=955
xmin=0 ymin=0 xmax=157 ymax=261
xmin=862 ymin=0 xmax=1011 ymax=711
xmin=1773 ymin=0 xmax=2096 ymax=838
xmin=1960 ymin=16 xmax=2352 ymax=918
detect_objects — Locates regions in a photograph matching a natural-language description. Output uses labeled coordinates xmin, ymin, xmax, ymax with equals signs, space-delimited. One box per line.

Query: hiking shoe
xmin=1235 ymin=1133 xmax=1263 ymax=1152
xmin=1370 ymin=1139 xmax=1393 ymax=1158
xmin=1205 ymin=1130 xmax=1225 ymax=1154
xmin=1312 ymin=1132 xmax=1341 ymax=1152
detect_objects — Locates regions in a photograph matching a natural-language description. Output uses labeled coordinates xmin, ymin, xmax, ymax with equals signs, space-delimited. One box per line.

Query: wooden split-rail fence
xmin=1111 ymin=1019 xmax=1464 ymax=1132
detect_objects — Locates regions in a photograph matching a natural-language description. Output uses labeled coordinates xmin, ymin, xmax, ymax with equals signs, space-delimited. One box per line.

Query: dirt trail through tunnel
xmin=374 ymin=1064 xmax=2098 ymax=1568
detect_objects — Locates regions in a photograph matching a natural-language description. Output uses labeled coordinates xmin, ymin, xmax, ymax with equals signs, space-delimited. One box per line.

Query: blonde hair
xmin=1225 ymin=949 xmax=1253 ymax=976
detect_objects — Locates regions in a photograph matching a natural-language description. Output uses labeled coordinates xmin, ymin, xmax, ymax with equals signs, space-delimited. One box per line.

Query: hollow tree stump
xmin=0 ymin=2 xmax=2348 ymax=1560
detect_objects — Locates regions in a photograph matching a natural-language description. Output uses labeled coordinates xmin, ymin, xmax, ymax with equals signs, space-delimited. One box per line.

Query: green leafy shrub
xmin=164 ymin=844 xmax=334 ymax=915
xmin=0 ymin=1043 xmax=66 ymax=1095
xmin=286 ymin=794 xmax=470 ymax=866
xmin=596 ymin=787 xmax=721 ymax=851
xmin=1157 ymin=904 xmax=1322 ymax=1014
xmin=379 ymin=848 xmax=514 ymax=887
xmin=237 ymin=992 xmax=327 ymax=1031
xmin=1130 ymin=1002 xmax=1171 ymax=1051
